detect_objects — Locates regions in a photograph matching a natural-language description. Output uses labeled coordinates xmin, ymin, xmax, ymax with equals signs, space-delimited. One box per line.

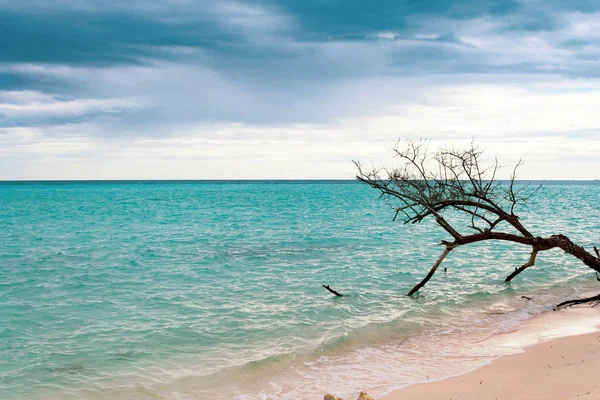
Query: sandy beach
xmin=380 ymin=308 xmax=600 ymax=400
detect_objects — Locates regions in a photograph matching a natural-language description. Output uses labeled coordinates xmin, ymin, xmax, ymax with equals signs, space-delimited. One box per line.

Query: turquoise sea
xmin=1 ymin=181 xmax=600 ymax=399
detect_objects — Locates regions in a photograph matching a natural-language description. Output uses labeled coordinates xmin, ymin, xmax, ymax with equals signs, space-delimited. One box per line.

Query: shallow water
xmin=1 ymin=181 xmax=599 ymax=399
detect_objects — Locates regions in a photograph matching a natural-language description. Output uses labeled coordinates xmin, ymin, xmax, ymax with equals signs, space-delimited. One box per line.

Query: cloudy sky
xmin=1 ymin=0 xmax=600 ymax=179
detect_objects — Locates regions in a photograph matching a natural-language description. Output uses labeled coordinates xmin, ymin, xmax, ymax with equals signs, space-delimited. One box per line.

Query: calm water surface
xmin=1 ymin=181 xmax=599 ymax=399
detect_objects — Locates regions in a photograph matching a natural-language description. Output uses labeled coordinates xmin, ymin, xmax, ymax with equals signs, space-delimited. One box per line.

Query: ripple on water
xmin=1 ymin=181 xmax=599 ymax=399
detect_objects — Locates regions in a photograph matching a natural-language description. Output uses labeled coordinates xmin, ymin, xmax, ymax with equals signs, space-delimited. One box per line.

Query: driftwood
xmin=356 ymin=140 xmax=600 ymax=305
xmin=322 ymin=285 xmax=343 ymax=297
xmin=556 ymin=294 xmax=600 ymax=309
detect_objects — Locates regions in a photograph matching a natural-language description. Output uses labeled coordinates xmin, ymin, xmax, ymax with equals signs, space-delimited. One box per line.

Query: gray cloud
xmin=1 ymin=0 xmax=600 ymax=179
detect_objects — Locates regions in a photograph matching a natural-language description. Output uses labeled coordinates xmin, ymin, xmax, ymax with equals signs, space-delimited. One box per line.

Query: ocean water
xmin=1 ymin=181 xmax=599 ymax=399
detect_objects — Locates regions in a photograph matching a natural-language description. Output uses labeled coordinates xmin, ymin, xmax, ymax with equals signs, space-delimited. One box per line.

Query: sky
xmin=1 ymin=0 xmax=600 ymax=180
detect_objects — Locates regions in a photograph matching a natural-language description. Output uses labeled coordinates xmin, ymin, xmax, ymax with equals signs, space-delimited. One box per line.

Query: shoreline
xmin=378 ymin=306 xmax=600 ymax=400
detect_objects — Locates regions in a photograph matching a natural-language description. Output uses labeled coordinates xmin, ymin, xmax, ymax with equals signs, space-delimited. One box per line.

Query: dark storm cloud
xmin=1 ymin=0 xmax=600 ymax=127
xmin=1 ymin=0 xmax=593 ymax=69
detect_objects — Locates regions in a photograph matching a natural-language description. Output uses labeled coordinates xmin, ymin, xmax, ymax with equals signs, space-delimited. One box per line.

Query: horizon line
xmin=1 ymin=179 xmax=599 ymax=184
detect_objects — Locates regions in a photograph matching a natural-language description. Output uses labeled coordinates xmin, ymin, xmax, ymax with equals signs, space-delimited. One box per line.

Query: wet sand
xmin=381 ymin=308 xmax=600 ymax=400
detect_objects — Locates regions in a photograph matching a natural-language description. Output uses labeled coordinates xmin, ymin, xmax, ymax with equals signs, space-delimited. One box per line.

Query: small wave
xmin=48 ymin=363 xmax=85 ymax=375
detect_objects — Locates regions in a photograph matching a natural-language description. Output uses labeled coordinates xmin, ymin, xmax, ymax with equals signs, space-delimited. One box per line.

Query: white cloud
xmin=412 ymin=33 xmax=440 ymax=40
xmin=0 ymin=90 xmax=56 ymax=104
xmin=2 ymin=4 xmax=600 ymax=180
xmin=210 ymin=1 xmax=295 ymax=37
xmin=2 ymin=77 xmax=600 ymax=180
xmin=0 ymin=91 xmax=143 ymax=118
xmin=564 ymin=12 xmax=600 ymax=40
xmin=376 ymin=32 xmax=396 ymax=40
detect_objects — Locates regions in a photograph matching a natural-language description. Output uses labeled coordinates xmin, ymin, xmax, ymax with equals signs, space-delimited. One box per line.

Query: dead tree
xmin=355 ymin=140 xmax=600 ymax=298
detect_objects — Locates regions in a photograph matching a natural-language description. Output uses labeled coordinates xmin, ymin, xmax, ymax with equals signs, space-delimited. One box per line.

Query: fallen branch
xmin=322 ymin=285 xmax=343 ymax=297
xmin=355 ymin=140 xmax=600 ymax=295
xmin=506 ymin=250 xmax=538 ymax=282
xmin=408 ymin=244 xmax=456 ymax=296
xmin=555 ymin=294 xmax=600 ymax=309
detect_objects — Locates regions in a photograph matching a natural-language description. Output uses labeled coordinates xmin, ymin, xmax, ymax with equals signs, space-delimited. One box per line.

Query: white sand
xmin=380 ymin=308 xmax=600 ymax=400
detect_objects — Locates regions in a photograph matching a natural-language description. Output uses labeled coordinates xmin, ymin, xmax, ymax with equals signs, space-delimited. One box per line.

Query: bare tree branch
xmin=355 ymin=140 xmax=600 ymax=296
xmin=506 ymin=250 xmax=538 ymax=282
xmin=556 ymin=294 xmax=600 ymax=309
xmin=408 ymin=243 xmax=457 ymax=296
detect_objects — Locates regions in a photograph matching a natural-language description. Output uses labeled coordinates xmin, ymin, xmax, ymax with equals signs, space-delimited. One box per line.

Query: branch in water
xmin=555 ymin=294 xmax=600 ymax=309
xmin=355 ymin=140 xmax=600 ymax=295
xmin=322 ymin=285 xmax=343 ymax=297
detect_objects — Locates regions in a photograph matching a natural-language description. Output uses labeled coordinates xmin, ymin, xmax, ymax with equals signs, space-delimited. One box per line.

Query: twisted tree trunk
xmin=355 ymin=140 xmax=600 ymax=301
xmin=408 ymin=233 xmax=600 ymax=296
